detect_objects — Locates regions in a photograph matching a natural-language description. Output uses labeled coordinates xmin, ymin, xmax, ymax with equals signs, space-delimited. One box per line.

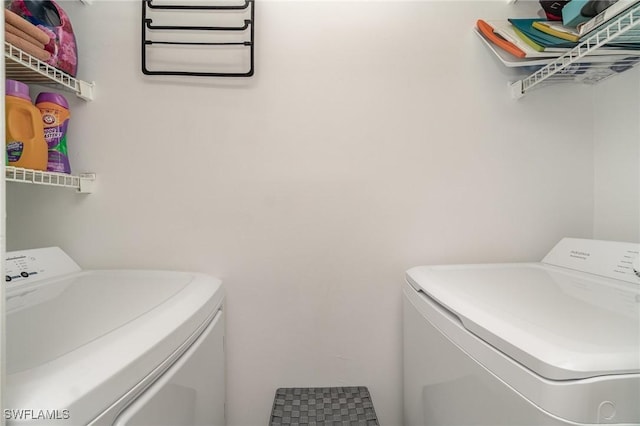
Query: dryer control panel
xmin=542 ymin=238 xmax=640 ymax=284
xmin=5 ymin=247 xmax=81 ymax=287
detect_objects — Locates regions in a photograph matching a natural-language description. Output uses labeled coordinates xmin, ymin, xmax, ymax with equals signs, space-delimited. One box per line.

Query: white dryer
xmin=403 ymin=238 xmax=640 ymax=426
xmin=5 ymin=247 xmax=225 ymax=426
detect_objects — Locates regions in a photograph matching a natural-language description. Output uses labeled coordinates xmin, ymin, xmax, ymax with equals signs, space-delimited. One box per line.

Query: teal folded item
xmin=508 ymin=18 xmax=578 ymax=48
xmin=562 ymin=0 xmax=593 ymax=27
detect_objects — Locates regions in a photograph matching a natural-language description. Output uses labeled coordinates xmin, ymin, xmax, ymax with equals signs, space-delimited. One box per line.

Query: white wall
xmin=6 ymin=1 xmax=601 ymax=425
xmin=593 ymin=66 xmax=640 ymax=243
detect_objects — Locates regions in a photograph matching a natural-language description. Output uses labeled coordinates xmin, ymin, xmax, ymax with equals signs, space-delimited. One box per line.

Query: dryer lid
xmin=5 ymin=268 xmax=223 ymax=425
xmin=406 ymin=262 xmax=640 ymax=380
xmin=6 ymin=270 xmax=192 ymax=374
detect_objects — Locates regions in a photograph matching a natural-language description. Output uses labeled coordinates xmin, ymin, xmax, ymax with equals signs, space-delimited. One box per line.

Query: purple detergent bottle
xmin=35 ymin=92 xmax=71 ymax=174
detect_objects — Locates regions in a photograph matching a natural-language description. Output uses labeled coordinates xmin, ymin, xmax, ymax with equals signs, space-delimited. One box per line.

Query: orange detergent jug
xmin=5 ymin=79 xmax=47 ymax=171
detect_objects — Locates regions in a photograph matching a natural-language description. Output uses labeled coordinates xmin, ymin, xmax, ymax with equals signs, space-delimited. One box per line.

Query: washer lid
xmin=406 ymin=262 xmax=640 ymax=380
xmin=6 ymin=269 xmax=223 ymax=425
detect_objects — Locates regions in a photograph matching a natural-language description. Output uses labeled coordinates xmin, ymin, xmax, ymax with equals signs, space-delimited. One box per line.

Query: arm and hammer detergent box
xmin=36 ymin=92 xmax=72 ymax=174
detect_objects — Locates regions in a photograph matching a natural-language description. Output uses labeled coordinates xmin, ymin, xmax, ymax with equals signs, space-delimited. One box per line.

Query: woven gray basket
xmin=269 ymin=386 xmax=379 ymax=426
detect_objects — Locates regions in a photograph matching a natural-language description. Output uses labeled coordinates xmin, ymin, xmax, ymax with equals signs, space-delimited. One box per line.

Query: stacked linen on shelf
xmin=4 ymin=8 xmax=51 ymax=62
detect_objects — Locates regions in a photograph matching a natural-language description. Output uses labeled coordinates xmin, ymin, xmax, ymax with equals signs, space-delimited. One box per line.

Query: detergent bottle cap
xmin=6 ymin=79 xmax=31 ymax=101
xmin=36 ymin=92 xmax=69 ymax=109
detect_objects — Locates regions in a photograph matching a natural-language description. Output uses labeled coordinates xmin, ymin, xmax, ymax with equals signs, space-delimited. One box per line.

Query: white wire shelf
xmin=510 ymin=3 xmax=640 ymax=98
xmin=4 ymin=42 xmax=95 ymax=101
xmin=5 ymin=166 xmax=96 ymax=193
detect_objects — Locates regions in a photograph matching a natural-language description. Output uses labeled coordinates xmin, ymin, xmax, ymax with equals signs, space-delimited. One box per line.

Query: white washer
xmin=403 ymin=238 xmax=640 ymax=426
xmin=5 ymin=247 xmax=225 ymax=426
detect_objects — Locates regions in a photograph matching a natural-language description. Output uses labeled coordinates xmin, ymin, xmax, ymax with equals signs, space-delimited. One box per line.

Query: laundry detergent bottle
xmin=5 ymin=79 xmax=48 ymax=171
xmin=36 ymin=92 xmax=71 ymax=174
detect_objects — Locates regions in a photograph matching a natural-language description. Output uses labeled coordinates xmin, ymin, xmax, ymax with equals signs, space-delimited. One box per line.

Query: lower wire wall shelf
xmin=5 ymin=166 xmax=96 ymax=194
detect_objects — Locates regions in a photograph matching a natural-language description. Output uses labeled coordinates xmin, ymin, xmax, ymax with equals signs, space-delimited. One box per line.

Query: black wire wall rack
xmin=141 ymin=0 xmax=255 ymax=77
